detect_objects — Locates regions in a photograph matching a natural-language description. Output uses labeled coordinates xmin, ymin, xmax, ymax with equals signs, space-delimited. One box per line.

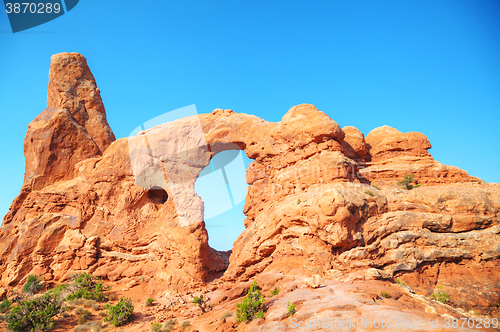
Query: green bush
xmin=270 ymin=288 xmax=279 ymax=297
xmin=380 ymin=290 xmax=391 ymax=298
xmin=431 ymin=286 xmax=451 ymax=304
xmin=146 ymin=298 xmax=154 ymax=307
xmin=6 ymin=292 xmax=62 ymax=332
xmin=287 ymin=301 xmax=296 ymax=317
xmin=372 ymin=184 xmax=381 ymax=190
xmin=104 ymin=296 xmax=134 ymax=327
xmin=23 ymin=274 xmax=45 ymax=294
xmin=395 ymin=278 xmax=406 ymax=287
xmin=0 ymin=298 xmax=12 ymax=313
xmin=47 ymin=284 xmax=68 ymax=299
xmin=397 ymin=174 xmax=421 ymax=190
xmin=193 ymin=295 xmax=211 ymax=313
xmin=236 ymin=281 xmax=265 ymax=322
xmin=151 ymin=322 xmax=162 ymax=332
xmin=364 ymin=190 xmax=374 ymax=196
xmin=67 ymin=273 xmax=109 ymax=302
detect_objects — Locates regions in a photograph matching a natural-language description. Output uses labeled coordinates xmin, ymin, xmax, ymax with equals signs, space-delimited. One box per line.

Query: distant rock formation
xmin=0 ymin=52 xmax=498 ymax=315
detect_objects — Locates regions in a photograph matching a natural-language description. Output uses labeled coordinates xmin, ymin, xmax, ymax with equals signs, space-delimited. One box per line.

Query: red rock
xmin=366 ymin=125 xmax=431 ymax=160
xmin=341 ymin=125 xmax=368 ymax=161
xmin=361 ymin=125 xmax=478 ymax=185
xmin=0 ymin=52 xmax=498 ymax=319
xmin=304 ymin=274 xmax=324 ymax=288
xmin=47 ymin=52 xmax=115 ymax=154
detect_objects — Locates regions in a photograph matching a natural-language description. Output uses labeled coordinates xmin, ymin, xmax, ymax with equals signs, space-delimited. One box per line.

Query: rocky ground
xmin=2 ymin=270 xmax=500 ymax=332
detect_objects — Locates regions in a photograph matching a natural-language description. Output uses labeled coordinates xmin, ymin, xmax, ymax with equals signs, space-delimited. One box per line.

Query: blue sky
xmin=0 ymin=0 xmax=499 ymax=250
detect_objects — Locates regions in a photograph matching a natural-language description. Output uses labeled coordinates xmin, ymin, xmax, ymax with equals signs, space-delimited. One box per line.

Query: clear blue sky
xmin=1 ymin=0 xmax=499 ymax=250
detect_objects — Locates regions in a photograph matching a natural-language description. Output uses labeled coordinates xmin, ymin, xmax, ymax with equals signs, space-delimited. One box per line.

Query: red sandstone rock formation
xmin=0 ymin=53 xmax=498 ymax=322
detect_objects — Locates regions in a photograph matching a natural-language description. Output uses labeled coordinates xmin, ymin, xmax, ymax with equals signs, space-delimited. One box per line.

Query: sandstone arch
xmin=1 ymin=53 xmax=499 ymax=314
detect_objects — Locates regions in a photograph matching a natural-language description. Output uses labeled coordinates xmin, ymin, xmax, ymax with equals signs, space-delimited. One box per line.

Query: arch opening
xmin=194 ymin=149 xmax=252 ymax=251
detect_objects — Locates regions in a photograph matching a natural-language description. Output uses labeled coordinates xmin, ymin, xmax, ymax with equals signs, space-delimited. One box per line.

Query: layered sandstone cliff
xmin=0 ymin=53 xmax=498 ymax=319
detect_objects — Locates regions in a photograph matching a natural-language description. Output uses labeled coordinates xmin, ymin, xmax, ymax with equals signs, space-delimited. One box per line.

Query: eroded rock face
xmin=12 ymin=52 xmax=116 ymax=218
xmin=360 ymin=125 xmax=477 ymax=185
xmin=0 ymin=52 xmax=498 ymax=315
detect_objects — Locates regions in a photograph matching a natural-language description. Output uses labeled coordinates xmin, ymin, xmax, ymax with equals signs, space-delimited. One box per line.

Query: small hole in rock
xmin=147 ymin=187 xmax=168 ymax=204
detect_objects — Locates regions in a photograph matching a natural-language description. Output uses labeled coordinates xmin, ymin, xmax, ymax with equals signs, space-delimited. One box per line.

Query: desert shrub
xmin=83 ymin=299 xmax=96 ymax=308
xmin=73 ymin=324 xmax=90 ymax=332
xmin=71 ymin=298 xmax=85 ymax=305
xmin=98 ymin=310 xmax=107 ymax=317
xmin=364 ymin=190 xmax=374 ymax=196
xmin=0 ymin=314 xmax=7 ymax=321
xmin=397 ymin=174 xmax=421 ymax=190
xmin=431 ymin=286 xmax=451 ymax=304
xmin=0 ymin=298 xmax=12 ymax=313
xmin=74 ymin=320 xmax=103 ymax=332
xmin=396 ymin=278 xmax=406 ymax=287
xmin=220 ymin=311 xmax=233 ymax=320
xmin=23 ymin=274 xmax=45 ymax=294
xmin=380 ymin=290 xmax=391 ymax=298
xmin=181 ymin=320 xmax=190 ymax=330
xmin=372 ymin=184 xmax=380 ymax=190
xmin=74 ymin=306 xmax=83 ymax=315
xmin=151 ymin=322 xmax=163 ymax=332
xmin=287 ymin=301 xmax=296 ymax=317
xmin=6 ymin=292 xmax=62 ymax=332
xmin=270 ymin=288 xmax=279 ymax=297
xmin=90 ymin=320 xmax=102 ymax=329
xmin=164 ymin=319 xmax=176 ymax=331
xmin=77 ymin=309 xmax=91 ymax=324
xmin=67 ymin=273 xmax=109 ymax=302
xmin=48 ymin=283 xmax=67 ymax=297
xmin=104 ymin=296 xmax=134 ymax=327
xmin=193 ymin=295 xmax=211 ymax=313
xmin=236 ymin=281 xmax=265 ymax=322
xmin=146 ymin=298 xmax=154 ymax=307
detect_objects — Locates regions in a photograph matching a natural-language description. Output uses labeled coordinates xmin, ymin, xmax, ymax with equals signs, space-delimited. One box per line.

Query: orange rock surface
xmin=0 ymin=53 xmax=499 ymax=331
